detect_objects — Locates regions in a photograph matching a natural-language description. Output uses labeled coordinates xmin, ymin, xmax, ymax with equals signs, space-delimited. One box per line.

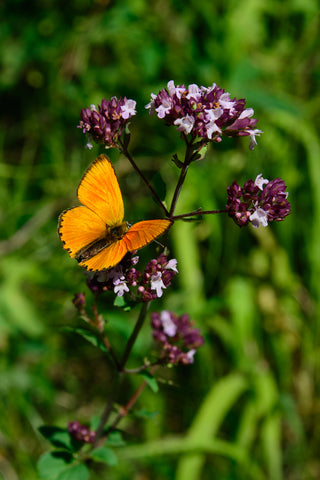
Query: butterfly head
xmin=107 ymin=221 xmax=129 ymax=241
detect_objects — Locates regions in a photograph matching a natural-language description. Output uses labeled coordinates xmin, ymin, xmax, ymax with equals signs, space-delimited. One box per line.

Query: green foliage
xmin=61 ymin=326 xmax=109 ymax=353
xmin=1 ymin=0 xmax=319 ymax=479
xmin=140 ymin=371 xmax=159 ymax=393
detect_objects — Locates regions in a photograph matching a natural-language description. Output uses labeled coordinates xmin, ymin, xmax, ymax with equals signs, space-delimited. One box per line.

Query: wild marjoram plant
xmin=37 ymin=81 xmax=291 ymax=479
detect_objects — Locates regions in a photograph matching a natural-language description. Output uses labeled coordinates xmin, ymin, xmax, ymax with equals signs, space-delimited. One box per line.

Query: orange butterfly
xmin=58 ymin=155 xmax=172 ymax=271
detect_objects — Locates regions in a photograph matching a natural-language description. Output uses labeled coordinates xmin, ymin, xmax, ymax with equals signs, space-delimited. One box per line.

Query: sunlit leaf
xmin=37 ymin=451 xmax=73 ymax=480
xmin=140 ymin=371 xmax=159 ymax=392
xmin=57 ymin=463 xmax=89 ymax=480
xmin=90 ymin=446 xmax=118 ymax=466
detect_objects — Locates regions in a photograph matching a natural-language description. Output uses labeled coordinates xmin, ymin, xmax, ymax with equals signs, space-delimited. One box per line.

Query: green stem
xmin=93 ymin=372 xmax=121 ymax=447
xmin=120 ymin=301 xmax=150 ymax=370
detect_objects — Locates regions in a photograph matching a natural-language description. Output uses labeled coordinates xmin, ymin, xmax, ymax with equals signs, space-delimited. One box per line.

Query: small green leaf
xmin=89 ymin=415 xmax=101 ymax=431
xmin=38 ymin=427 xmax=74 ymax=451
xmin=135 ymin=409 xmax=159 ymax=420
xmin=113 ymin=295 xmax=126 ymax=307
xmin=37 ymin=451 xmax=73 ymax=479
xmin=90 ymin=446 xmax=118 ymax=466
xmin=172 ymin=154 xmax=184 ymax=168
xmin=57 ymin=463 xmax=89 ymax=480
xmin=104 ymin=430 xmax=126 ymax=447
xmin=114 ymin=295 xmax=135 ymax=310
xmin=62 ymin=327 xmax=108 ymax=353
xmin=140 ymin=371 xmax=159 ymax=392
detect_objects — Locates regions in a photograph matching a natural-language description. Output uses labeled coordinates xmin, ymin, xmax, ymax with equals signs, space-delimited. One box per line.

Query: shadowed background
xmin=0 ymin=0 xmax=319 ymax=479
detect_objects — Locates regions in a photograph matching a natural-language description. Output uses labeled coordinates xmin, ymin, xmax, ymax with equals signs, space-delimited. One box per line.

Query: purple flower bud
xmin=68 ymin=421 xmax=96 ymax=444
xmin=78 ymin=97 xmax=137 ymax=149
xmin=73 ymin=292 xmax=86 ymax=311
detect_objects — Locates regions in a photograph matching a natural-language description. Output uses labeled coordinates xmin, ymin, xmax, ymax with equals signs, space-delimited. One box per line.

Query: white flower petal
xmin=249 ymin=208 xmax=269 ymax=228
xmin=160 ymin=311 xmax=177 ymax=337
xmin=165 ymin=259 xmax=178 ymax=273
xmin=150 ymin=272 xmax=166 ymax=297
xmin=174 ymin=115 xmax=195 ymax=134
xmin=254 ymin=174 xmax=269 ymax=190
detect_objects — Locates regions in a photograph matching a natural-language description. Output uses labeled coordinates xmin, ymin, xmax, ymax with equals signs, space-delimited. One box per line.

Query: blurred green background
xmin=1 ymin=0 xmax=319 ymax=479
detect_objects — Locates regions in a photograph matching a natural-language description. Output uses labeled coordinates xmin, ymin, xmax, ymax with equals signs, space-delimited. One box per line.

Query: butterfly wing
xmin=58 ymin=206 xmax=106 ymax=258
xmin=123 ymin=219 xmax=172 ymax=251
xmin=79 ymin=239 xmax=128 ymax=271
xmin=59 ymin=155 xmax=171 ymax=271
xmin=77 ymin=154 xmax=124 ymax=226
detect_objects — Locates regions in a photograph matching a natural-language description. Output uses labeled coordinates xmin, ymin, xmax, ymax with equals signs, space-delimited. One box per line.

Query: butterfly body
xmin=75 ymin=221 xmax=129 ymax=263
xmin=58 ymin=155 xmax=171 ymax=271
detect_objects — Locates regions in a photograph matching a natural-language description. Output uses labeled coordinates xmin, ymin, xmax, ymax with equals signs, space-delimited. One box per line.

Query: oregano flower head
xmin=151 ymin=310 xmax=204 ymax=365
xmin=78 ymin=97 xmax=136 ymax=149
xmin=146 ymin=80 xmax=263 ymax=149
xmin=226 ymin=174 xmax=291 ymax=227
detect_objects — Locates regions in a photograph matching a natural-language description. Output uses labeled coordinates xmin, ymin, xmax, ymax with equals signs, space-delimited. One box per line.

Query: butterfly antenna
xmin=154 ymin=239 xmax=165 ymax=248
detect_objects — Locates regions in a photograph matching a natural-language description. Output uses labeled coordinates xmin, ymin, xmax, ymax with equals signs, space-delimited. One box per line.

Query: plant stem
xmin=93 ymin=302 xmax=152 ymax=446
xmin=109 ymin=379 xmax=147 ymax=431
xmin=92 ymin=296 xmax=120 ymax=370
xmin=169 ymin=136 xmax=205 ymax=217
xmin=169 ymin=159 xmax=191 ymax=217
xmin=119 ymin=301 xmax=150 ymax=371
xmin=109 ymin=366 xmax=159 ymax=432
xmin=171 ymin=208 xmax=228 ymax=220
xmin=119 ymin=141 xmax=169 ymax=217
xmin=93 ymin=372 xmax=121 ymax=447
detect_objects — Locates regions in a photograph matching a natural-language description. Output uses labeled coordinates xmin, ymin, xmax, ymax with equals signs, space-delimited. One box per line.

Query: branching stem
xmin=119 ymin=141 xmax=169 ymax=217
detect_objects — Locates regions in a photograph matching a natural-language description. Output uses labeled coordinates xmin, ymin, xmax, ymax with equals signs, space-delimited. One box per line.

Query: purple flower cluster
xmin=137 ymin=253 xmax=178 ymax=301
xmin=151 ymin=310 xmax=204 ymax=365
xmin=86 ymin=253 xmax=178 ymax=302
xmin=78 ymin=97 xmax=136 ymax=148
xmin=226 ymin=174 xmax=291 ymax=227
xmin=68 ymin=421 xmax=96 ymax=444
xmin=146 ymin=80 xmax=262 ymax=149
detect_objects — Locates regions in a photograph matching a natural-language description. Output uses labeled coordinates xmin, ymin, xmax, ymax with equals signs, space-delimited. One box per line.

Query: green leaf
xmin=135 ymin=409 xmax=159 ymax=420
xmin=89 ymin=415 xmax=101 ymax=431
xmin=140 ymin=371 xmax=159 ymax=392
xmin=113 ymin=295 xmax=126 ymax=307
xmin=113 ymin=295 xmax=135 ymax=310
xmin=37 ymin=451 xmax=73 ymax=480
xmin=39 ymin=426 xmax=70 ymax=450
xmin=38 ymin=426 xmax=82 ymax=452
xmin=104 ymin=430 xmax=126 ymax=447
xmin=176 ymin=373 xmax=248 ymax=480
xmin=171 ymin=154 xmax=184 ymax=168
xmin=90 ymin=446 xmax=118 ymax=466
xmin=57 ymin=464 xmax=89 ymax=480
xmin=61 ymin=327 xmax=108 ymax=353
